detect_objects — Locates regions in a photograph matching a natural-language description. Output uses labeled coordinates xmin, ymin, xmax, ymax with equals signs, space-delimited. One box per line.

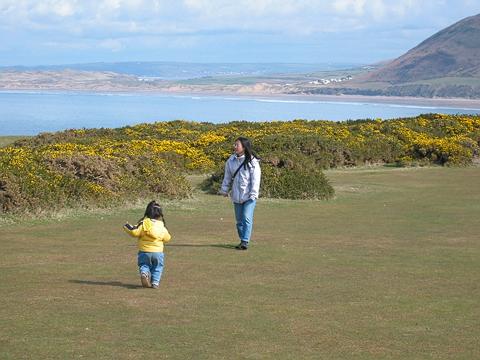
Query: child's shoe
xmin=140 ymin=272 xmax=152 ymax=288
xmin=151 ymin=283 xmax=159 ymax=289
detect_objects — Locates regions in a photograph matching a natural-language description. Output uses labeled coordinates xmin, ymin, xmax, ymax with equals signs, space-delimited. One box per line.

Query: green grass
xmin=0 ymin=136 xmax=29 ymax=147
xmin=1 ymin=166 xmax=479 ymax=359
xmin=176 ymin=68 xmax=367 ymax=86
xmin=406 ymin=76 xmax=480 ymax=87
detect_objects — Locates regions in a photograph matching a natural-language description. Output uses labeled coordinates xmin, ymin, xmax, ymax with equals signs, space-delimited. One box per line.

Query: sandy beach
xmin=134 ymin=88 xmax=480 ymax=110
xmin=4 ymin=86 xmax=480 ymax=110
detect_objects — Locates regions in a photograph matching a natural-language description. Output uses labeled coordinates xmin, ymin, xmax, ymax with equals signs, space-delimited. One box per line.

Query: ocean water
xmin=0 ymin=91 xmax=479 ymax=135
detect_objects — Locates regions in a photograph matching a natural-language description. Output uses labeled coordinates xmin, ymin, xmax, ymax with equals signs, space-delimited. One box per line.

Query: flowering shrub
xmin=1 ymin=114 xmax=479 ymax=213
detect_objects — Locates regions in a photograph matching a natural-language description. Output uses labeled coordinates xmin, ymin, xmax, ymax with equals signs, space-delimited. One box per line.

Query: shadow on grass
xmin=69 ymin=279 xmax=142 ymax=289
xmin=168 ymin=243 xmax=238 ymax=250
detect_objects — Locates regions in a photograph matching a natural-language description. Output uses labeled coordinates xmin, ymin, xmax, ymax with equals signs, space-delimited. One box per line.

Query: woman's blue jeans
xmin=234 ymin=199 xmax=257 ymax=243
xmin=137 ymin=251 xmax=164 ymax=285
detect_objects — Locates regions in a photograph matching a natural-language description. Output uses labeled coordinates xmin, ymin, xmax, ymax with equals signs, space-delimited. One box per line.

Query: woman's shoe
xmin=235 ymin=241 xmax=248 ymax=250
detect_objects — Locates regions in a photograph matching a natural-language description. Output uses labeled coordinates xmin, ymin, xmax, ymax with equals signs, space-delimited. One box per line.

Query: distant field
xmin=1 ymin=166 xmax=479 ymax=359
xmin=177 ymin=67 xmax=368 ymax=86
xmin=0 ymin=136 xmax=28 ymax=147
xmin=314 ymin=76 xmax=480 ymax=91
xmin=407 ymin=76 xmax=480 ymax=86
xmin=176 ymin=73 xmax=317 ymax=85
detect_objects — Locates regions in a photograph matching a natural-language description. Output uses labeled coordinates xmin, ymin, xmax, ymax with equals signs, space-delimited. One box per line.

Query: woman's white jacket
xmin=220 ymin=154 xmax=261 ymax=204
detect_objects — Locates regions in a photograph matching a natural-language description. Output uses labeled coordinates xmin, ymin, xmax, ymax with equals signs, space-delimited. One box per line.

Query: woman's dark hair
xmin=235 ymin=136 xmax=259 ymax=169
xmin=139 ymin=200 xmax=166 ymax=225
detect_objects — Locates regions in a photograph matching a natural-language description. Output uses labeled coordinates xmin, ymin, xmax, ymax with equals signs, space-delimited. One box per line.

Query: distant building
xmin=308 ymin=75 xmax=353 ymax=85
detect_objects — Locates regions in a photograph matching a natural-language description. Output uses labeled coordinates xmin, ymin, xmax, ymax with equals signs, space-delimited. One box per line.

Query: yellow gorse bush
xmin=1 ymin=114 xmax=479 ymax=213
xmin=39 ymin=139 xmax=214 ymax=170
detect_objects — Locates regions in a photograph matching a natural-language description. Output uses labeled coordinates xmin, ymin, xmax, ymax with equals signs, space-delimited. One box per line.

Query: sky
xmin=1 ymin=0 xmax=480 ymax=66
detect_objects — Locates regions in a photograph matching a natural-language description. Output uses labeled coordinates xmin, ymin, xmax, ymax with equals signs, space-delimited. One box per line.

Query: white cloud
xmin=31 ymin=0 xmax=77 ymax=17
xmin=99 ymin=38 xmax=124 ymax=51
xmin=0 ymin=0 xmax=450 ymax=35
xmin=1 ymin=0 xmax=479 ymax=62
xmin=333 ymin=0 xmax=366 ymax=15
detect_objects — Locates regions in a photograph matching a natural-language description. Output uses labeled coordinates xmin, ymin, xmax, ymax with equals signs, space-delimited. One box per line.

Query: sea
xmin=1 ymin=90 xmax=479 ymax=136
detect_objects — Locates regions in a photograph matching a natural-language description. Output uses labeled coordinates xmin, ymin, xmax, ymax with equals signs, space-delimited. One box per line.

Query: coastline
xmin=1 ymin=87 xmax=480 ymax=137
xmin=2 ymin=87 xmax=480 ymax=110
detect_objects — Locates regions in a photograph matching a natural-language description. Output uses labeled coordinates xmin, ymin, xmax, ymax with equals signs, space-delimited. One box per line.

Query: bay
xmin=1 ymin=91 xmax=479 ymax=136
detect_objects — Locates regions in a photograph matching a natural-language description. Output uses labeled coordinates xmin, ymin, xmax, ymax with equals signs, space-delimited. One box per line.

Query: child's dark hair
xmin=139 ymin=200 xmax=166 ymax=225
xmin=235 ymin=136 xmax=260 ymax=169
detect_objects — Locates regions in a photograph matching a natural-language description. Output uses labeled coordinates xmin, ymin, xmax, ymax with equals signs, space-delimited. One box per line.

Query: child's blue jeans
xmin=137 ymin=251 xmax=164 ymax=285
xmin=234 ymin=199 xmax=257 ymax=243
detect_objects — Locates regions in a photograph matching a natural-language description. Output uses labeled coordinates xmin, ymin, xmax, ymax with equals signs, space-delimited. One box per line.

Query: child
xmin=123 ymin=200 xmax=171 ymax=289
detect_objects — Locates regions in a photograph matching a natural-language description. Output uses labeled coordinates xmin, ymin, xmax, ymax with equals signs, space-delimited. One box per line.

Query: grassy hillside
xmin=1 ymin=166 xmax=479 ymax=359
xmin=298 ymin=15 xmax=480 ymax=98
xmin=365 ymin=14 xmax=480 ymax=83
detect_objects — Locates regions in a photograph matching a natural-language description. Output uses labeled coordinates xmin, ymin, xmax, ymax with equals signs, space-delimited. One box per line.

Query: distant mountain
xmin=0 ymin=62 xmax=356 ymax=80
xmin=365 ymin=13 xmax=480 ymax=83
xmin=298 ymin=14 xmax=480 ymax=98
xmin=3 ymin=14 xmax=480 ymax=99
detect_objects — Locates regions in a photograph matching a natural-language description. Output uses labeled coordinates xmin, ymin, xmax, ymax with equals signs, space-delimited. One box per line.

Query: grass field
xmin=1 ymin=166 xmax=479 ymax=359
xmin=0 ymin=136 xmax=28 ymax=147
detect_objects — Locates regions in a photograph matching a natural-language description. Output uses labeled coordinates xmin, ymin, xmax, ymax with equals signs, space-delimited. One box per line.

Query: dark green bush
xmin=201 ymin=162 xmax=334 ymax=200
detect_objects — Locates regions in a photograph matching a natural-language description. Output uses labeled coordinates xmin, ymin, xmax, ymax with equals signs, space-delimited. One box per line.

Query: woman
xmin=219 ymin=137 xmax=261 ymax=250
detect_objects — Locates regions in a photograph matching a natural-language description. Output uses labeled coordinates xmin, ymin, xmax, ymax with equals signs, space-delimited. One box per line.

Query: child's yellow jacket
xmin=123 ymin=218 xmax=171 ymax=252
